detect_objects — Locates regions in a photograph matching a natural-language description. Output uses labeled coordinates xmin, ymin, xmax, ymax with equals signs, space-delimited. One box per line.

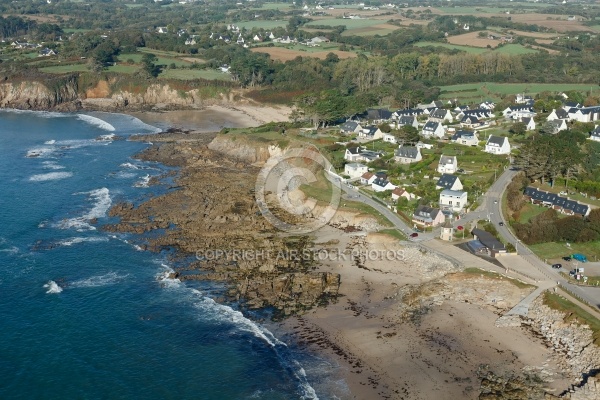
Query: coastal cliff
xmin=0 ymin=77 xmax=230 ymax=111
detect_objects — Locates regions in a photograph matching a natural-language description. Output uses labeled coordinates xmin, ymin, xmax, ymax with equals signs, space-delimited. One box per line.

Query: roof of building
xmin=373 ymin=177 xmax=391 ymax=187
xmin=471 ymin=228 xmax=506 ymax=251
xmin=392 ymin=187 xmax=406 ymax=196
xmin=361 ymin=172 xmax=374 ymax=180
xmin=452 ymin=130 xmax=477 ymax=141
xmin=345 ymin=162 xmax=366 ymax=169
xmin=436 ymin=174 xmax=459 ymax=189
xmin=341 ymin=121 xmax=359 ymax=130
xmin=430 ymin=108 xmax=449 ymax=119
xmin=413 ymin=205 xmax=440 ymax=220
xmin=486 ymin=135 xmax=507 ymax=146
xmin=347 ymin=147 xmax=360 ymax=154
xmin=399 ymin=115 xmax=416 ymax=125
xmin=423 ymin=121 xmax=440 ymax=131
xmin=523 ymin=187 xmax=589 ymax=215
xmin=395 ymin=146 xmax=419 ymax=159
xmin=440 ymin=189 xmax=466 ymax=197
xmin=554 ymin=108 xmax=569 ymax=118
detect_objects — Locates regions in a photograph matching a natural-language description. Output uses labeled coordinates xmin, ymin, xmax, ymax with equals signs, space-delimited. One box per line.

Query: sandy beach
xmin=128 ymin=104 xmax=292 ymax=133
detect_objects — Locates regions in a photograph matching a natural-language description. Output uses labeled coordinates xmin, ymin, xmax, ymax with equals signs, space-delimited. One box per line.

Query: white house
xmin=157 ymin=26 xmax=169 ymax=34
xmin=545 ymin=119 xmax=568 ymax=134
xmin=547 ymin=108 xmax=569 ymax=121
xmin=522 ymin=117 xmax=536 ymax=131
xmin=383 ymin=133 xmax=397 ymax=144
xmin=503 ymin=105 xmax=535 ymax=119
xmin=358 ymin=126 xmax=384 ymax=140
xmin=480 ymin=101 xmax=496 ymax=110
xmin=451 ymin=130 xmax=479 ymax=147
xmin=372 ymin=177 xmax=396 ymax=192
xmin=516 ymin=94 xmax=533 ymax=104
xmin=436 ymin=174 xmax=463 ymax=191
xmin=344 ymin=163 xmax=368 ymax=179
xmin=340 ymin=121 xmax=363 ymax=135
xmin=394 ymin=146 xmax=422 ymax=164
xmin=392 ymin=187 xmax=417 ymax=202
xmin=421 ymin=121 xmax=446 ymax=138
xmin=360 ymin=172 xmax=376 ymax=185
xmin=428 ymin=108 xmax=453 ymax=123
xmin=397 ymin=115 xmax=420 ymax=129
xmin=437 ymin=155 xmax=457 ymax=174
xmin=344 ymin=147 xmax=382 ymax=163
xmin=567 ymin=106 xmax=600 ymax=123
xmin=439 ymin=190 xmax=468 ymax=213
xmin=485 ymin=135 xmax=510 ymax=155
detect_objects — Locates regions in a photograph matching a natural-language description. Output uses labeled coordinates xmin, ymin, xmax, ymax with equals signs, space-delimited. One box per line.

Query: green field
xmin=494 ymin=44 xmax=539 ymax=55
xmin=306 ymin=18 xmax=383 ymax=30
xmin=255 ymin=42 xmax=343 ymax=53
xmin=39 ymin=64 xmax=90 ymax=73
xmin=159 ymin=68 xmax=231 ymax=81
xmin=235 ymin=20 xmax=288 ymax=30
xmin=341 ymin=26 xmax=398 ymax=37
xmin=106 ymin=64 xmax=138 ymax=74
xmin=529 ymin=242 xmax=600 ymax=261
xmin=436 ymin=6 xmax=510 ymax=14
xmin=439 ymin=82 xmax=599 ymax=103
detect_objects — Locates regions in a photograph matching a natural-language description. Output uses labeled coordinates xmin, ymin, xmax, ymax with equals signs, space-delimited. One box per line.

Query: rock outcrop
xmin=0 ymin=77 xmax=79 ymax=110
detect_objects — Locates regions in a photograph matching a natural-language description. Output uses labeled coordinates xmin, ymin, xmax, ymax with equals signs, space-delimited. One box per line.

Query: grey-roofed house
xmin=397 ymin=115 xmax=419 ymax=129
xmin=437 ymin=155 xmax=457 ymax=174
xmin=523 ymin=187 xmax=590 ymax=217
xmin=451 ymin=130 xmax=479 ymax=147
xmin=412 ymin=205 xmax=445 ymax=227
xmin=436 ymin=174 xmax=463 ymax=191
xmin=522 ymin=117 xmax=536 ymax=131
xmin=394 ymin=146 xmax=422 ymax=164
xmin=547 ymin=108 xmax=569 ymax=121
xmin=484 ymin=135 xmax=510 ymax=154
xmin=421 ymin=121 xmax=445 ymax=138
xmin=428 ymin=108 xmax=453 ymax=123
xmin=471 ymin=228 xmax=506 ymax=257
xmin=340 ymin=121 xmax=363 ymax=135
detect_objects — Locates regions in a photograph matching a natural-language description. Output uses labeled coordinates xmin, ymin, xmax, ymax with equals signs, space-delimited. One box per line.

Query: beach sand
xmin=279 ymin=227 xmax=570 ymax=399
xmin=129 ymin=104 xmax=292 ymax=133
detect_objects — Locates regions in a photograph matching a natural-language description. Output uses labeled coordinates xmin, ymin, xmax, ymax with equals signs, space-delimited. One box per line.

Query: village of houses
xmin=336 ymin=95 xmax=597 ymax=233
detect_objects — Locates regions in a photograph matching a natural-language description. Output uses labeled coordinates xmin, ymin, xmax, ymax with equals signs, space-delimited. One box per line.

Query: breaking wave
xmin=77 ymin=114 xmax=116 ymax=132
xmin=29 ymin=172 xmax=73 ymax=182
xmin=56 ymin=188 xmax=112 ymax=231
xmin=70 ymin=272 xmax=128 ymax=288
xmin=43 ymin=280 xmax=63 ymax=294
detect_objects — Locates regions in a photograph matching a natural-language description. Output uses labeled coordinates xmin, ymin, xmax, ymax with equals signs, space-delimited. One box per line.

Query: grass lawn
xmin=516 ymin=202 xmax=549 ymax=223
xmin=436 ymin=6 xmax=509 ymax=14
xmin=529 ymin=241 xmax=600 ymax=261
xmin=463 ymin=267 xmax=535 ymax=289
xmin=235 ymin=20 xmax=288 ymax=30
xmin=261 ymin=42 xmax=343 ymax=53
xmin=159 ymin=69 xmax=232 ymax=81
xmin=543 ymin=291 xmax=600 ymax=345
xmin=306 ymin=18 xmax=383 ymax=30
xmin=39 ymin=63 xmax=90 ymax=73
xmin=106 ymin=64 xmax=138 ymax=74
xmin=341 ymin=26 xmax=399 ymax=37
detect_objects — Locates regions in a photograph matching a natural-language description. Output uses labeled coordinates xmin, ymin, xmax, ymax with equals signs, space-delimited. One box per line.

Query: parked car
xmin=498 ymin=221 xmax=504 ymax=226
xmin=562 ymin=256 xmax=572 ymax=262
xmin=552 ymin=263 xmax=562 ymax=269
xmin=410 ymin=233 xmax=418 ymax=238
xmin=559 ymin=191 xmax=567 ymax=195
xmin=494 ymin=200 xmax=498 ymax=204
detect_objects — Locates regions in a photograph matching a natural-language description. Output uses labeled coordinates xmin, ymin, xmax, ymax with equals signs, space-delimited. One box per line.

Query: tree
xmin=509 ymin=122 xmax=526 ymax=136
xmin=141 ymin=53 xmax=160 ymax=77
xmin=393 ymin=125 xmax=419 ymax=144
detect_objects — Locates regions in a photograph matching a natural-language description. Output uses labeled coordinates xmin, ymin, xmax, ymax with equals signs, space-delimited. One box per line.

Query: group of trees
xmin=513 ymin=208 xmax=600 ymax=244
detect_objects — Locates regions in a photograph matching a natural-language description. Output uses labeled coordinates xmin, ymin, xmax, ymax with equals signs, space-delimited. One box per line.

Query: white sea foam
xmin=0 ymin=246 xmax=19 ymax=255
xmin=155 ymin=262 xmax=318 ymax=399
xmin=96 ymin=134 xmax=116 ymax=142
xmin=26 ymin=147 xmax=55 ymax=158
xmin=70 ymin=272 xmax=128 ymax=288
xmin=0 ymin=109 xmax=67 ymax=119
xmin=134 ymin=174 xmax=151 ymax=188
xmin=29 ymin=172 xmax=73 ymax=182
xmin=77 ymin=114 xmax=116 ymax=132
xmin=44 ymin=280 xmax=63 ymax=294
xmin=56 ymin=188 xmax=112 ymax=231
xmin=120 ymin=162 xmax=141 ymax=170
xmin=44 ymin=140 xmax=56 ymax=145
xmin=57 ymin=236 xmax=109 ymax=247
xmin=42 ymin=161 xmax=65 ymax=170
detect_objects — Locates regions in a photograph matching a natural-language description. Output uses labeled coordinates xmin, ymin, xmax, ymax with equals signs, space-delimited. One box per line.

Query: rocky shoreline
xmin=104 ymin=129 xmax=342 ymax=319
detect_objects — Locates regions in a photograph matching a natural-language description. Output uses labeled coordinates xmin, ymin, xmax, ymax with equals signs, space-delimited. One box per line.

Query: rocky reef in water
xmin=104 ymin=131 xmax=341 ymax=319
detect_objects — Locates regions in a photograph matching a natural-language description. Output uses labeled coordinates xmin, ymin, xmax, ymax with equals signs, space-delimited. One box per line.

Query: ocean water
xmin=0 ymin=110 xmax=338 ymax=399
